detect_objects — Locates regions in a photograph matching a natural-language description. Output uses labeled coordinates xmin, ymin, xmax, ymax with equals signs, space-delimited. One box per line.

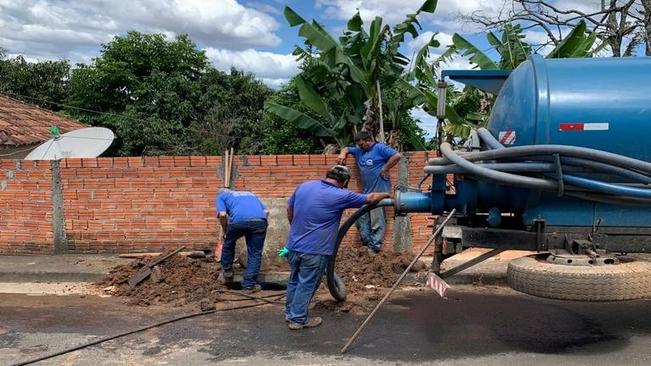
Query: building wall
xmin=0 ymin=152 xmax=438 ymax=255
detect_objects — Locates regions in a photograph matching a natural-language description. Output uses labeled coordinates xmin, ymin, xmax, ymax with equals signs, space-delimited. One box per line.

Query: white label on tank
xmin=583 ymin=123 xmax=609 ymax=131
xmin=559 ymin=122 xmax=609 ymax=131
xmin=498 ymin=130 xmax=516 ymax=145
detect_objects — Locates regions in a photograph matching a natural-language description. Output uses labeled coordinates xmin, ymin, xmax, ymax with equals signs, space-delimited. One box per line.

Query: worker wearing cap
xmin=337 ymin=131 xmax=402 ymax=253
xmin=283 ymin=165 xmax=391 ymax=329
xmin=216 ymin=188 xmax=269 ymax=293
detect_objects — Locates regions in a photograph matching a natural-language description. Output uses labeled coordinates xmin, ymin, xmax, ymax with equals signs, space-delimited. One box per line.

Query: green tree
xmin=265 ymin=0 xmax=437 ymax=150
xmin=0 ymin=51 xmax=70 ymax=110
xmin=437 ymin=20 xmax=603 ymax=71
xmin=258 ymin=79 xmax=324 ymax=154
xmin=65 ymin=32 xmax=272 ymax=156
xmin=193 ymin=68 xmax=272 ymax=155
xmin=65 ymin=32 xmax=208 ymax=155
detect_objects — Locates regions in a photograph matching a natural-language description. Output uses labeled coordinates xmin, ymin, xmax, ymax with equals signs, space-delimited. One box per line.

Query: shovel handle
xmin=149 ymin=246 xmax=186 ymax=267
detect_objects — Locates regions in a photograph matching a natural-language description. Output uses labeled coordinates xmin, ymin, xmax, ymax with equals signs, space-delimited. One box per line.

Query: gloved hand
xmin=277 ymin=246 xmax=290 ymax=258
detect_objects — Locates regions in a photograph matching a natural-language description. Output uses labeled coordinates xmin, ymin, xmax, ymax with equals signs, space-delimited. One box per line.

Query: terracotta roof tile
xmin=0 ymin=95 xmax=87 ymax=147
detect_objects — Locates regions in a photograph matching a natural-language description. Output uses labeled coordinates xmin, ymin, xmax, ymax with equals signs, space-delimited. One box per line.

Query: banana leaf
xmin=264 ymin=102 xmax=335 ymax=138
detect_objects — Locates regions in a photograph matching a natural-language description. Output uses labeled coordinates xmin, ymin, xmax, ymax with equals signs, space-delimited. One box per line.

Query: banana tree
xmin=265 ymin=0 xmax=438 ymax=149
xmin=436 ymin=20 xmax=604 ymax=71
xmin=425 ymin=20 xmax=605 ymax=141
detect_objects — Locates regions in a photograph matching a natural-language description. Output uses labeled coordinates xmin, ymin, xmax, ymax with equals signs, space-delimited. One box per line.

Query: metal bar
xmin=440 ymin=248 xmax=505 ymax=279
xmin=340 ymin=209 xmax=457 ymax=354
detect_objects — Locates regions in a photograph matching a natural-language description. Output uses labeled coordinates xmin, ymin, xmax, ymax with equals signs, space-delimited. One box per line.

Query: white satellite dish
xmin=25 ymin=127 xmax=115 ymax=160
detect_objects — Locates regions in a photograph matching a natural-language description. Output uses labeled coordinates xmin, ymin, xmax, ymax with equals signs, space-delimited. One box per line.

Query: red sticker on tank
xmin=559 ymin=123 xmax=609 ymax=131
xmin=498 ymin=130 xmax=516 ymax=145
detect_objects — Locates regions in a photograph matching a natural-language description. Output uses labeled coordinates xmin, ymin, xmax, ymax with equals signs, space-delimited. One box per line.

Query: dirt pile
xmin=335 ymin=246 xmax=427 ymax=294
xmin=97 ymin=254 xmax=224 ymax=307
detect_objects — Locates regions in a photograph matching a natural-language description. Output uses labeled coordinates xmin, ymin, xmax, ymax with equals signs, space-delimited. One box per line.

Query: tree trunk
xmin=643 ymin=0 xmax=651 ymax=56
xmin=376 ymin=79 xmax=385 ymax=143
xmin=606 ymin=0 xmax=622 ymax=57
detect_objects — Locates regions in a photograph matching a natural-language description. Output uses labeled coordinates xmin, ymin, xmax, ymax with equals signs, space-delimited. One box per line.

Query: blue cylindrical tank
xmin=428 ymin=55 xmax=651 ymax=227
xmin=489 ymin=55 xmax=651 ymax=161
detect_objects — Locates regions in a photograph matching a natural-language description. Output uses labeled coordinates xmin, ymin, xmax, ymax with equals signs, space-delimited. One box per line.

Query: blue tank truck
xmin=327 ymin=55 xmax=651 ymax=302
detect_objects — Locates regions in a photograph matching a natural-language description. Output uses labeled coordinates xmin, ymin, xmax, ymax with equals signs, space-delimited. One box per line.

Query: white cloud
xmin=316 ymin=0 xmax=434 ymax=25
xmin=316 ymin=0 xmax=508 ymax=32
xmin=260 ymin=77 xmax=291 ymax=89
xmin=408 ymin=31 xmax=453 ymax=52
xmin=0 ymin=0 xmax=281 ymax=63
xmin=524 ymin=31 xmax=551 ymax=45
xmin=206 ymin=48 xmax=299 ymax=87
xmin=410 ymin=107 xmax=437 ymax=138
xmin=550 ymin=0 xmax=600 ymax=14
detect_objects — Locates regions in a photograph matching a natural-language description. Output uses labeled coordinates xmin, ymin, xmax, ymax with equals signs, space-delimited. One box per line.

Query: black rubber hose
xmin=476 ymin=127 xmax=651 ymax=184
xmin=428 ymin=144 xmax=651 ymax=175
xmin=11 ymin=294 xmax=284 ymax=366
xmin=440 ymin=142 xmax=559 ymax=190
xmin=326 ymin=199 xmax=394 ymax=301
xmin=566 ymin=191 xmax=651 ymax=206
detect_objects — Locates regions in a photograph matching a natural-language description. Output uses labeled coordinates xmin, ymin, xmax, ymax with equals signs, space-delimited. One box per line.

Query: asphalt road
xmin=2 ymin=286 xmax=651 ymax=365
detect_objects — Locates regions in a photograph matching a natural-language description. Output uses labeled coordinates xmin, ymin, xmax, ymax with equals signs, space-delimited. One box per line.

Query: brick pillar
xmin=51 ymin=160 xmax=68 ymax=253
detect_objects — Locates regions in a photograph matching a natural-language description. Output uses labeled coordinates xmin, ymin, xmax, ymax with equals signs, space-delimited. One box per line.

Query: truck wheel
xmin=507 ymin=255 xmax=651 ymax=301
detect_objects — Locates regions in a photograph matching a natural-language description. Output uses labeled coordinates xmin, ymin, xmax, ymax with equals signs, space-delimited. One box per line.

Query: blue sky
xmin=0 ymin=1 xmax=617 ymax=137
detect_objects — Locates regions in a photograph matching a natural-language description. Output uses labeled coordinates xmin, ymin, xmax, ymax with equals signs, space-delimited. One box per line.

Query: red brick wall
xmin=0 ymin=160 xmax=53 ymax=253
xmin=0 ymin=152 xmax=437 ymax=254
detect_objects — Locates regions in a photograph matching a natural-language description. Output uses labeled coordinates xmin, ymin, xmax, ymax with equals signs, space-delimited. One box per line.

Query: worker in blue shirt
xmin=283 ymin=165 xmax=391 ymax=329
xmin=337 ymin=131 xmax=402 ymax=253
xmin=216 ymin=188 xmax=269 ymax=293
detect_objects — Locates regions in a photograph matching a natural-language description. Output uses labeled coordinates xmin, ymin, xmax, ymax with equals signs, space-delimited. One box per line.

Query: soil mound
xmin=335 ymin=246 xmax=427 ymax=294
xmin=97 ymin=253 xmax=223 ymax=307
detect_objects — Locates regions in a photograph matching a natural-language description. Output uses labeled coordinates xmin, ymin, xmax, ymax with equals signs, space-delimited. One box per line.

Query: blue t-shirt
xmin=349 ymin=142 xmax=397 ymax=193
xmin=286 ymin=180 xmax=368 ymax=256
xmin=216 ymin=190 xmax=266 ymax=223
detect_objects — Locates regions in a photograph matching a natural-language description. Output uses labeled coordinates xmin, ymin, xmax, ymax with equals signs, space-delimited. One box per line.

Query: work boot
xmin=241 ymin=284 xmax=262 ymax=294
xmin=288 ymin=317 xmax=322 ymax=330
xmin=219 ymin=269 xmax=234 ymax=284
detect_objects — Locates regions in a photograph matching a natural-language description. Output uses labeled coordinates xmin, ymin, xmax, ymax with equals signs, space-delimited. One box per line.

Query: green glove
xmin=277 ymin=247 xmax=290 ymax=258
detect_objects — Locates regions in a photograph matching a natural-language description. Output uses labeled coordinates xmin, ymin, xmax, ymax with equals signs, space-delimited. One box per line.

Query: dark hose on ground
xmin=11 ymin=292 xmax=285 ymax=366
xmin=326 ymin=199 xmax=394 ymax=302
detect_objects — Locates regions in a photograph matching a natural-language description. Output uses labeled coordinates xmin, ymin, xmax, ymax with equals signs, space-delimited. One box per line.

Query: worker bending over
xmin=283 ymin=165 xmax=391 ymax=329
xmin=337 ymin=131 xmax=402 ymax=253
xmin=216 ymin=188 xmax=269 ymax=293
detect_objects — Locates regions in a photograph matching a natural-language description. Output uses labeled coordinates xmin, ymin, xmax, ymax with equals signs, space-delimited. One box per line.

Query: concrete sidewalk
xmin=0 ymin=254 xmax=132 ymax=282
xmin=0 ymin=249 xmax=534 ymax=286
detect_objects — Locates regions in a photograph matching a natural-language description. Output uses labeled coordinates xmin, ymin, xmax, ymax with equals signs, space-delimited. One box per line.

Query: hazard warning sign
xmin=498 ymin=130 xmax=516 ymax=145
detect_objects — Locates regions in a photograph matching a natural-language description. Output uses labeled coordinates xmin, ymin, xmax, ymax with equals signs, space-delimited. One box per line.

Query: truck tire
xmin=507 ymin=255 xmax=651 ymax=301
